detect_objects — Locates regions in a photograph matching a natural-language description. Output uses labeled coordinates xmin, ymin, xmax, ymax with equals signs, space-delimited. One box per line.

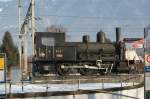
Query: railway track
xmin=32 ymin=74 xmax=144 ymax=84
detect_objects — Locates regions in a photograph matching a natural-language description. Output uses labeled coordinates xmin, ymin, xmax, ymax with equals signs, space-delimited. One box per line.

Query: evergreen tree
xmin=1 ymin=31 xmax=19 ymax=67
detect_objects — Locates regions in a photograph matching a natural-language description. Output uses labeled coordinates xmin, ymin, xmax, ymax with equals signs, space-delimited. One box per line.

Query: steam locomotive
xmin=32 ymin=27 xmax=143 ymax=76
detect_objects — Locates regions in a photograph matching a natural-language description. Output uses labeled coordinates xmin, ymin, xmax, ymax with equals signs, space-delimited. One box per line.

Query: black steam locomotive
xmin=32 ymin=27 xmax=141 ymax=76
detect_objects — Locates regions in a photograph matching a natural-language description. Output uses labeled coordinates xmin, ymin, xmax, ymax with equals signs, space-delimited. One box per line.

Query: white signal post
xmin=144 ymin=26 xmax=150 ymax=99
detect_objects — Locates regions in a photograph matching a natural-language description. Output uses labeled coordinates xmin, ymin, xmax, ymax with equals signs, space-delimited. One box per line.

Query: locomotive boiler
xmin=32 ymin=27 xmax=141 ymax=76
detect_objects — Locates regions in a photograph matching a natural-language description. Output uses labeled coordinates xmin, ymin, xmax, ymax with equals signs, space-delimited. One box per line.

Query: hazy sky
xmin=0 ymin=0 xmax=12 ymax=2
xmin=0 ymin=0 xmax=150 ymax=50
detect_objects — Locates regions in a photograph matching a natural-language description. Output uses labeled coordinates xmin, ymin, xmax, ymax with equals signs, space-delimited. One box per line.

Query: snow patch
xmin=0 ymin=82 xmax=138 ymax=94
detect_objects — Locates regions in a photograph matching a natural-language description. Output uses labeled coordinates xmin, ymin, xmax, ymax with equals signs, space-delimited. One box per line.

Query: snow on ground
xmin=0 ymin=82 xmax=138 ymax=94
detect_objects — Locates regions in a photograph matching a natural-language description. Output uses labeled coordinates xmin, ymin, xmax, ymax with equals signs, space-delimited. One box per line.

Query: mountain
xmin=0 ymin=0 xmax=150 ymax=45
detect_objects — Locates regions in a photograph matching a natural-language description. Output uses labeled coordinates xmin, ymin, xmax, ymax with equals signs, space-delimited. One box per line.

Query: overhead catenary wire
xmin=1 ymin=13 xmax=150 ymax=20
xmin=36 ymin=14 xmax=150 ymax=20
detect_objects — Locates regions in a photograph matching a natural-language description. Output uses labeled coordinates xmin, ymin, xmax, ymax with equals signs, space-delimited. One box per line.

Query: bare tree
xmin=47 ymin=25 xmax=67 ymax=33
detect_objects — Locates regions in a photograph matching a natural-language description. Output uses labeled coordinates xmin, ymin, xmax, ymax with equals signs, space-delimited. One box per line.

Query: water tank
xmin=97 ymin=31 xmax=106 ymax=43
xmin=83 ymin=35 xmax=90 ymax=43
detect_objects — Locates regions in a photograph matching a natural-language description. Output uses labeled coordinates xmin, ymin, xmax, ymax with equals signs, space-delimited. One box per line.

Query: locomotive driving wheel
xmin=129 ymin=65 xmax=137 ymax=74
xmin=79 ymin=68 xmax=96 ymax=75
xmin=79 ymin=68 xmax=88 ymax=75
xmin=57 ymin=64 xmax=70 ymax=76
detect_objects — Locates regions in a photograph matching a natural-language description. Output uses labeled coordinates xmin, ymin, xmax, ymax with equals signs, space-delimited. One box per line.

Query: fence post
xmin=121 ymin=82 xmax=122 ymax=88
xmin=46 ymin=81 xmax=48 ymax=92
xmin=9 ymin=82 xmax=11 ymax=94
xmin=102 ymin=79 xmax=104 ymax=89
xmin=22 ymin=80 xmax=24 ymax=92
xmin=99 ymin=78 xmax=101 ymax=89
xmin=78 ymin=79 xmax=80 ymax=89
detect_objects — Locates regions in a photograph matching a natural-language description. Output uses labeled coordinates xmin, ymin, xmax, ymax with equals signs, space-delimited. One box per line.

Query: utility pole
xmin=19 ymin=0 xmax=32 ymax=77
xmin=18 ymin=0 xmax=35 ymax=78
xmin=18 ymin=0 xmax=22 ymax=76
xmin=23 ymin=24 xmax=28 ymax=75
xmin=31 ymin=0 xmax=35 ymax=56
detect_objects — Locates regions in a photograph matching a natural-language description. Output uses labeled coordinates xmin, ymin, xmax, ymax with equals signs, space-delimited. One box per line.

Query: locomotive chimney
xmin=116 ymin=27 xmax=124 ymax=61
xmin=83 ymin=35 xmax=90 ymax=43
xmin=116 ymin=27 xmax=121 ymax=43
xmin=97 ymin=31 xmax=106 ymax=43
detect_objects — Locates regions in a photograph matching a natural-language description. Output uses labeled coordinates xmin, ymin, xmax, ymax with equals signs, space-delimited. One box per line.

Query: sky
xmin=0 ymin=0 xmax=12 ymax=2
xmin=0 ymin=0 xmax=150 ymax=53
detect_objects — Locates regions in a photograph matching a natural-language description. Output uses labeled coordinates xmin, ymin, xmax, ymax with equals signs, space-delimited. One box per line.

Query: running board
xmin=60 ymin=64 xmax=114 ymax=73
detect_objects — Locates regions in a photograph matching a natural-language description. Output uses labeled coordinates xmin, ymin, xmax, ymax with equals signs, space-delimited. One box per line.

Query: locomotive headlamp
xmin=39 ymin=52 xmax=45 ymax=57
